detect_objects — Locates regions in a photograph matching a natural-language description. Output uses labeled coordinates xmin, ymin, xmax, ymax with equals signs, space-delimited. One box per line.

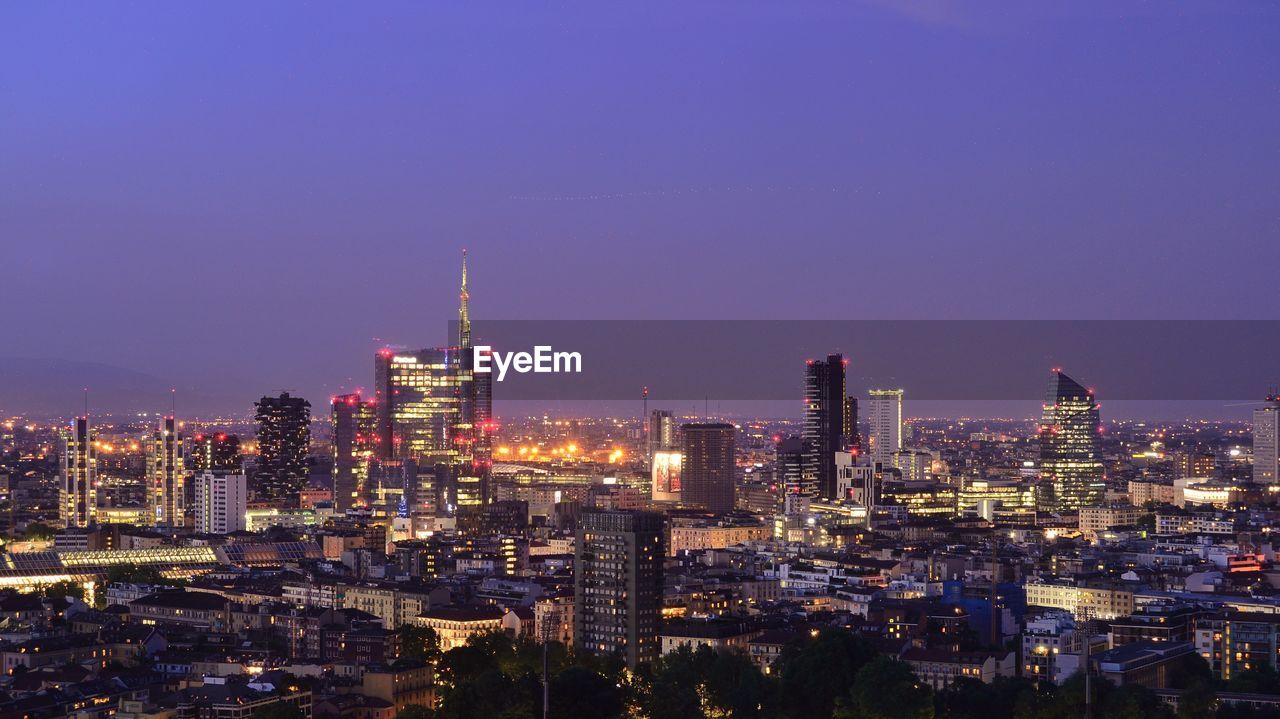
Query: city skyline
xmin=3 ymin=2 xmax=1278 ymax=421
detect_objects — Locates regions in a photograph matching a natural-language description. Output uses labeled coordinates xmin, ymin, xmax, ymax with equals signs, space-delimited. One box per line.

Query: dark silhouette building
xmin=332 ymin=393 xmax=376 ymax=511
xmin=574 ymin=509 xmax=664 ymax=669
xmin=253 ymin=392 xmax=312 ymax=502
xmin=681 ymin=423 xmax=736 ymax=512
xmin=804 ymin=354 xmax=848 ymax=499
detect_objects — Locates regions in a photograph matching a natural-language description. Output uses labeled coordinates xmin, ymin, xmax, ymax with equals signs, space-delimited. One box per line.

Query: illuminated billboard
xmin=652 ymin=450 xmax=682 ymax=502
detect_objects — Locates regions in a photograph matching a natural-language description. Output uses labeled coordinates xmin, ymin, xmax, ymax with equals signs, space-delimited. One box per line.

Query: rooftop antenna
xmin=83 ymin=387 xmax=89 ymax=418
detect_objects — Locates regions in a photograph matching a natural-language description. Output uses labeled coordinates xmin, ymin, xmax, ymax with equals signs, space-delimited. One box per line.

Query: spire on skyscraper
xmin=459 ymin=248 xmax=471 ymax=349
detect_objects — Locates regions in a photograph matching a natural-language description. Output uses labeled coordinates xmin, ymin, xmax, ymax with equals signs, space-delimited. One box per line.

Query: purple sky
xmin=2 ymin=2 xmax=1278 ymax=419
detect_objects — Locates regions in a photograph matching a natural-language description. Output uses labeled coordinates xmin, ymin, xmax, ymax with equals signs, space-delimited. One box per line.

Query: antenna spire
xmin=458 ymin=249 xmax=471 ymax=348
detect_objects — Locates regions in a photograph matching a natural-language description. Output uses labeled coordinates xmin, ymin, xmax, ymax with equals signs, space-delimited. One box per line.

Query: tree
xmin=398 ymin=625 xmax=442 ymax=663
xmin=775 ymin=630 xmax=878 ymax=719
xmin=23 ymin=522 xmax=56 ymax=541
xmin=394 ymin=705 xmax=434 ymax=719
xmin=40 ymin=580 xmax=85 ymax=601
xmin=1228 ymin=665 xmax=1280 ymax=695
xmin=839 ymin=656 xmax=934 ymax=719
xmin=549 ymin=665 xmax=625 ymax=719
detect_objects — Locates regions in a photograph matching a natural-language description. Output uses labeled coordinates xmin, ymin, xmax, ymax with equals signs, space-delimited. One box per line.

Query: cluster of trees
xmin=388 ymin=628 xmax=1280 ymax=719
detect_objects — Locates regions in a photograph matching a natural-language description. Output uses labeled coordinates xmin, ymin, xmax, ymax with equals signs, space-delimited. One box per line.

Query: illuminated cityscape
xmin=2 ymin=3 xmax=1279 ymax=719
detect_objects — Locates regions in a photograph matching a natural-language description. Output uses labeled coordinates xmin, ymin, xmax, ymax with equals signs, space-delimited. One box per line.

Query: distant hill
xmin=0 ymin=357 xmax=231 ymax=418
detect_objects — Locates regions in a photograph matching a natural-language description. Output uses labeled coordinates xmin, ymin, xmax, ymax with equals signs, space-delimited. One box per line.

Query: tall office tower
xmin=574 ymin=509 xmax=664 ymax=669
xmin=803 ymin=355 xmax=847 ymax=499
xmin=190 ymin=432 xmax=241 ymax=472
xmin=332 ymin=393 xmax=376 ymax=511
xmin=374 ymin=253 xmax=493 ymax=513
xmin=647 ymin=410 xmax=676 ymax=460
xmin=253 ymin=392 xmax=312 ymax=502
xmin=843 ymin=395 xmax=861 ymax=454
xmin=450 ymin=250 xmax=494 ymax=510
xmin=867 ymin=389 xmax=904 ymax=468
xmin=193 ymin=471 xmax=248 ymax=534
xmin=1038 ymin=370 xmax=1105 ymax=510
xmin=146 ymin=416 xmax=186 ymax=527
xmin=59 ymin=416 xmax=96 ymax=528
xmin=681 ymin=423 xmax=736 ymax=512
xmin=776 ymin=436 xmax=807 ymax=496
xmin=1254 ymin=393 xmax=1280 ymax=485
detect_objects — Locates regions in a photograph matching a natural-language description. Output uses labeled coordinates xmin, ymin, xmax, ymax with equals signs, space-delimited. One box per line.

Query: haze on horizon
xmin=2 ymin=2 xmax=1277 ymax=421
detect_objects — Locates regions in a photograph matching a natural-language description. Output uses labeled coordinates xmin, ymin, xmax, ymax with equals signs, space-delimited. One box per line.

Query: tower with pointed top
xmin=1037 ymin=370 xmax=1105 ymax=510
xmin=458 ymin=248 xmax=471 ymax=349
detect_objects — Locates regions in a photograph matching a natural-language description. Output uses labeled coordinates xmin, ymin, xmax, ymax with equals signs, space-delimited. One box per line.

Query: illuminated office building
xmin=60 ymin=416 xmax=97 ymax=529
xmin=1254 ymin=393 xmax=1280 ymax=485
xmin=332 ymin=393 xmax=376 ymax=511
xmin=804 ymin=354 xmax=848 ymax=499
xmin=868 ymin=388 xmax=904 ymax=468
xmin=372 ymin=252 xmax=492 ymax=513
xmin=253 ymin=392 xmax=312 ymax=502
xmin=681 ymin=423 xmax=735 ymax=512
xmin=146 ymin=416 xmax=186 ymax=527
xmin=1038 ymin=370 xmax=1105 ymax=510
xmin=194 ymin=471 xmax=248 ymax=534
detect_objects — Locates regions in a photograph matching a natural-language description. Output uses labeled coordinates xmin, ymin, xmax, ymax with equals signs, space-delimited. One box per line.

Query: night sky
xmin=2 ymin=2 xmax=1278 ymax=418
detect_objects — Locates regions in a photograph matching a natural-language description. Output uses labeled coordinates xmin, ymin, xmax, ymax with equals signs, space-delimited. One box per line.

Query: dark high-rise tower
xmin=843 ymin=395 xmax=861 ymax=454
xmin=190 ymin=432 xmax=241 ymax=472
xmin=1037 ymin=370 xmax=1105 ymax=510
xmin=681 ymin=422 xmax=736 ymax=512
xmin=253 ymin=392 xmax=312 ymax=502
xmin=803 ymin=354 xmax=847 ymax=499
xmin=574 ymin=509 xmax=664 ymax=669
xmin=776 ymin=435 xmax=806 ymax=496
xmin=332 ymin=392 xmax=376 ymax=511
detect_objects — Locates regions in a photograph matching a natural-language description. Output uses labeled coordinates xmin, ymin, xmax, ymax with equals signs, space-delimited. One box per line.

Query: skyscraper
xmin=332 ymin=392 xmax=376 ymax=511
xmin=190 ymin=432 xmax=241 ymax=472
xmin=1038 ymin=370 xmax=1105 ymax=510
xmin=867 ymin=388 xmax=904 ymax=468
xmin=253 ymin=392 xmax=312 ymax=502
xmin=194 ymin=471 xmax=248 ymax=534
xmin=574 ymin=509 xmax=664 ymax=669
xmin=59 ymin=416 xmax=96 ymax=528
xmin=681 ymin=422 xmax=736 ymax=512
xmin=146 ymin=416 xmax=186 ymax=527
xmin=843 ymin=395 xmax=861 ymax=454
xmin=803 ymin=355 xmax=847 ymax=499
xmin=776 ymin=435 xmax=806 ymax=496
xmin=647 ymin=409 xmax=676 ymax=461
xmin=371 ymin=253 xmax=493 ymax=513
xmin=1254 ymin=393 xmax=1280 ymax=485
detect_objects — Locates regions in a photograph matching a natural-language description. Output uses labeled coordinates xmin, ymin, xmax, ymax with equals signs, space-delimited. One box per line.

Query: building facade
xmin=574 ymin=509 xmax=664 ymax=668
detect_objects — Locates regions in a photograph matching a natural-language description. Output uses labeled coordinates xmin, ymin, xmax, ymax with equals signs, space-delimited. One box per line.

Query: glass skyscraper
xmin=1037 ymin=370 xmax=1105 ymax=510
